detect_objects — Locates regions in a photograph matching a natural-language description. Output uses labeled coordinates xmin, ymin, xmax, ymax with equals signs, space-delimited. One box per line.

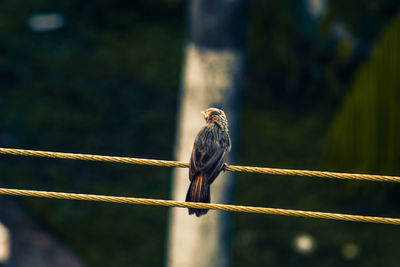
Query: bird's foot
xmin=222 ymin=163 xmax=228 ymax=171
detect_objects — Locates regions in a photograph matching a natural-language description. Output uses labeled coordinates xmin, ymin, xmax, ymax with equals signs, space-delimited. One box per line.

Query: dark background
xmin=0 ymin=0 xmax=399 ymax=266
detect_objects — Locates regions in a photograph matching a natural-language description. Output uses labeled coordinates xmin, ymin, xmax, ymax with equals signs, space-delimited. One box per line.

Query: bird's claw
xmin=222 ymin=163 xmax=228 ymax=171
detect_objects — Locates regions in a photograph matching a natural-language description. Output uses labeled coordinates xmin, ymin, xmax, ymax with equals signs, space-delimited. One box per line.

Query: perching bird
xmin=185 ymin=108 xmax=231 ymax=217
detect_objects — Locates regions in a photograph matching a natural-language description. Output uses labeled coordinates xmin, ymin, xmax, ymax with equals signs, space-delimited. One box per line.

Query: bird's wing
xmin=189 ymin=136 xmax=226 ymax=184
xmin=189 ymin=150 xmax=198 ymax=181
xmin=205 ymin=150 xmax=226 ymax=184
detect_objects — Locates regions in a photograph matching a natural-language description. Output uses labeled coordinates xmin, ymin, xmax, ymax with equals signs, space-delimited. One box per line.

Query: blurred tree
xmin=327 ymin=15 xmax=400 ymax=175
xmin=166 ymin=1 xmax=245 ymax=267
xmin=233 ymin=1 xmax=400 ymax=267
xmin=0 ymin=1 xmax=185 ymax=266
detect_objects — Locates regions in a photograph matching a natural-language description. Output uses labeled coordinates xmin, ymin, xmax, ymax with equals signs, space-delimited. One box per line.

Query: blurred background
xmin=0 ymin=0 xmax=400 ymax=266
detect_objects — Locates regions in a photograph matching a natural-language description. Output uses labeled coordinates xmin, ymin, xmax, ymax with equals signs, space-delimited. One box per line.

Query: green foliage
xmin=317 ymin=17 xmax=400 ymax=267
xmin=233 ymin=1 xmax=400 ymax=267
xmin=327 ymin=15 xmax=400 ymax=175
xmin=0 ymin=1 xmax=184 ymax=266
xmin=326 ymin=0 xmax=399 ymax=41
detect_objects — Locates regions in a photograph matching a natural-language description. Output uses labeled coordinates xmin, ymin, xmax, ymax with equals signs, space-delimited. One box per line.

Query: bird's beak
xmin=201 ymin=111 xmax=207 ymax=119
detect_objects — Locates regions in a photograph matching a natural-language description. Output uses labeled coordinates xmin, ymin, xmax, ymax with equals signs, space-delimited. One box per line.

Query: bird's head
xmin=201 ymin=108 xmax=229 ymax=129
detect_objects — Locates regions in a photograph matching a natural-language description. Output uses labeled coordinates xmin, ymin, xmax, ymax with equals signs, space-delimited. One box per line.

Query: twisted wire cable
xmin=0 ymin=187 xmax=399 ymax=225
xmin=1 ymin=147 xmax=399 ymax=183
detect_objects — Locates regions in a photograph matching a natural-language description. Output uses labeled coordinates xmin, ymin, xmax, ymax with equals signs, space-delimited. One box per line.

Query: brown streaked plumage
xmin=185 ymin=108 xmax=231 ymax=217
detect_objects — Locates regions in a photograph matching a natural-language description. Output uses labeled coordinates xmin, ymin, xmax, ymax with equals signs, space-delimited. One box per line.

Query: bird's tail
xmin=185 ymin=174 xmax=210 ymax=217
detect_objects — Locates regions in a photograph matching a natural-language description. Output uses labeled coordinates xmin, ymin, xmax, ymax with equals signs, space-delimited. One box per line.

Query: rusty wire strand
xmin=0 ymin=187 xmax=399 ymax=225
xmin=0 ymin=147 xmax=399 ymax=183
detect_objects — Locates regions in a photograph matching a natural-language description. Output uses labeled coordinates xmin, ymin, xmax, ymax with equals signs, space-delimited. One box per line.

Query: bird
xmin=185 ymin=107 xmax=231 ymax=217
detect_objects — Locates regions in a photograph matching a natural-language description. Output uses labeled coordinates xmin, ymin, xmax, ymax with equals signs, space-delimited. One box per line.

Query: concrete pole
xmin=166 ymin=1 xmax=246 ymax=266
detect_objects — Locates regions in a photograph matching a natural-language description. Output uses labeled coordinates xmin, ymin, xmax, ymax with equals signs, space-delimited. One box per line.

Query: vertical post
xmin=166 ymin=1 xmax=246 ymax=267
